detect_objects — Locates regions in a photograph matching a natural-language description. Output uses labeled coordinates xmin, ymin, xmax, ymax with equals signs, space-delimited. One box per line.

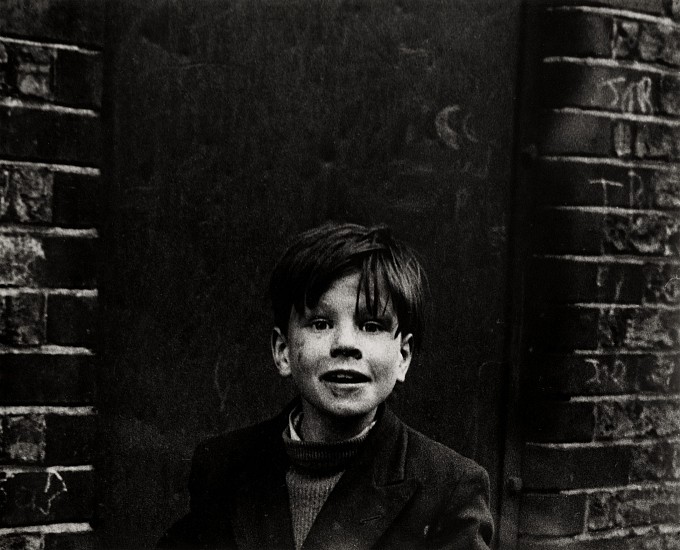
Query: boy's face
xmin=272 ymin=271 xmax=412 ymax=441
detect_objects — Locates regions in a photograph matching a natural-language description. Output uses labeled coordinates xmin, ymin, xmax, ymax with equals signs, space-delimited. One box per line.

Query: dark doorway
xmin=99 ymin=1 xmax=522 ymax=547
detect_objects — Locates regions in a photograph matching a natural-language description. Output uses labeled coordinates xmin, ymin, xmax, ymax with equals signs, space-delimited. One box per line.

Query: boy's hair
xmin=270 ymin=222 xmax=426 ymax=350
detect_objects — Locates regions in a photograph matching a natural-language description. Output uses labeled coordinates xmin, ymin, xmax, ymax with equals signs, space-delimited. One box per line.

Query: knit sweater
xmin=282 ymin=424 xmax=370 ymax=550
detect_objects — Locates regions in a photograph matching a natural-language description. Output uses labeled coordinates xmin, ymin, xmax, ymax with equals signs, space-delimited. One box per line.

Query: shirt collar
xmin=287 ymin=403 xmax=376 ymax=442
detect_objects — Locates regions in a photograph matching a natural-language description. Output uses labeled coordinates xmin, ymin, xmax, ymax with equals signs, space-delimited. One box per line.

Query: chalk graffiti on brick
xmin=585 ymin=358 xmax=627 ymax=390
xmin=588 ymin=177 xmax=624 ymax=207
xmin=14 ymin=470 xmax=68 ymax=516
xmin=600 ymin=76 xmax=653 ymax=114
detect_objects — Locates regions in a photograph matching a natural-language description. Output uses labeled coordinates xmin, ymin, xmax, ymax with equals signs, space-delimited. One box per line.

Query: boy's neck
xmin=299 ymin=402 xmax=377 ymax=443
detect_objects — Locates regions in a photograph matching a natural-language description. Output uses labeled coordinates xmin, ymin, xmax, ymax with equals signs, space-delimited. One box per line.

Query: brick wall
xmin=0 ymin=1 xmax=101 ymax=548
xmin=519 ymin=2 xmax=680 ymax=548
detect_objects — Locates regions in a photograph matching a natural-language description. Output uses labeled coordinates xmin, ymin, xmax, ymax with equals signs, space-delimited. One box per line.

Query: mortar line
xmin=546 ymin=5 xmax=680 ymax=27
xmin=568 ymin=349 xmax=680 ymax=356
xmin=0 ymin=405 xmax=95 ymax=415
xmin=0 ymin=465 xmax=94 ymax=473
xmin=0 ymin=345 xmax=93 ymax=355
xmin=542 ymin=204 xmax=680 ymax=215
xmin=0 ymin=159 xmax=100 ymax=176
xmin=0 ymin=225 xmax=98 ymax=238
xmin=536 ymin=254 xmax=680 ymax=265
xmin=47 ymin=289 xmax=98 ymax=297
xmin=567 ymin=394 xmax=680 ymax=403
xmin=0 ymin=522 xmax=93 ymax=535
xmin=527 ymin=436 xmax=680 ymax=449
xmin=566 ymin=302 xmax=680 ymax=311
xmin=0 ymin=97 xmax=98 ymax=117
xmin=0 ymin=288 xmax=98 ymax=297
xmin=538 ymin=480 xmax=680 ymax=496
xmin=550 ymin=106 xmax=680 ymax=125
xmin=539 ymin=155 xmax=680 ymax=170
xmin=543 ymin=56 xmax=680 ymax=76
xmin=0 ymin=35 xmax=101 ymax=54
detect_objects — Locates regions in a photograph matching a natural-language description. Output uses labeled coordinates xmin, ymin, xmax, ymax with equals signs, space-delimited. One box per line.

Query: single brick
xmin=531 ymin=306 xmax=600 ymax=351
xmin=46 ymin=294 xmax=97 ymax=347
xmin=52 ymin=171 xmax=100 ymax=228
xmin=535 ymin=160 xmax=680 ymax=210
xmin=634 ymin=121 xmax=680 ymax=160
xmin=594 ymin=398 xmax=680 ymax=440
xmin=0 ymin=106 xmax=101 ymax=166
xmin=532 ymin=258 xmax=646 ymax=304
xmin=0 ymin=415 xmax=46 ymax=463
xmin=0 ymin=42 xmax=102 ymax=109
xmin=629 ymin=439 xmax=680 ymax=481
xmin=539 ymin=11 xmax=613 ymax=58
xmin=635 ymin=21 xmax=680 ymax=66
xmin=45 ymin=414 xmax=95 ymax=465
xmin=606 ymin=212 xmax=680 ymax=256
xmin=0 ymin=235 xmax=46 ymax=287
xmin=523 ymin=440 xmax=680 ymax=490
xmin=0 ymin=164 xmax=54 ymax=224
xmin=588 ymin=486 xmax=680 ymax=531
xmin=613 ymin=19 xmax=642 ymax=60
xmin=532 ymin=306 xmax=680 ymax=352
xmin=541 ymin=63 xmax=662 ymax=116
xmin=0 ymin=293 xmax=45 ymax=346
xmin=54 ymin=50 xmax=102 ymax=109
xmin=526 ymin=400 xmax=595 ymax=443
xmin=610 ymin=307 xmax=680 ymax=350
xmin=0 ymin=414 xmax=94 ymax=466
xmin=534 ymin=259 xmax=680 ymax=306
xmin=522 ymin=444 xmax=634 ymax=490
xmin=538 ymin=112 xmax=612 ymax=157
xmin=0 ymin=468 xmax=94 ymax=525
xmin=535 ymin=209 xmax=680 ymax=257
xmin=0 ymin=0 xmax=104 ymax=47
xmin=519 ymin=493 xmax=586 ymax=536
xmin=0 ymin=235 xmax=95 ymax=289
xmin=13 ymin=44 xmax=53 ymax=100
xmin=539 ymin=111 xmax=680 ymax=160
xmin=643 ymin=262 xmax=680 ymax=304
xmin=660 ymin=73 xmax=680 ymax=115
xmin=612 ymin=18 xmax=680 ymax=66
xmin=43 ymin=237 xmax=97 ymax=289
xmin=0 ymin=533 xmax=42 ymax=550
xmin=531 ymin=352 xmax=680 ymax=396
xmin=0 ymin=353 xmax=95 ymax=404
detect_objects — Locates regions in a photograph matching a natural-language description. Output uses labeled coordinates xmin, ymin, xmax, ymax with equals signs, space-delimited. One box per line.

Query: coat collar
xmin=229 ymin=401 xmax=418 ymax=550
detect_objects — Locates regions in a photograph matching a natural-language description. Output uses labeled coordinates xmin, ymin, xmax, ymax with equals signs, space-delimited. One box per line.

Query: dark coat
xmin=159 ymin=404 xmax=493 ymax=550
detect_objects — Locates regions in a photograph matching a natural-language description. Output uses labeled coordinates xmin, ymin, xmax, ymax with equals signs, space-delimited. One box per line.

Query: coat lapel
xmin=301 ymin=407 xmax=418 ymax=550
xmin=229 ymin=413 xmax=296 ymax=550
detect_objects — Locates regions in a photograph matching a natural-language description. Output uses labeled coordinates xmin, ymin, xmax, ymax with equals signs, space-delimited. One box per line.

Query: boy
xmin=159 ymin=222 xmax=493 ymax=549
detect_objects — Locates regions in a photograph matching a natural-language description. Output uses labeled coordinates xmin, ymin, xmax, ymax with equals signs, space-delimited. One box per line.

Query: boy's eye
xmin=310 ymin=319 xmax=331 ymax=331
xmin=361 ymin=321 xmax=385 ymax=333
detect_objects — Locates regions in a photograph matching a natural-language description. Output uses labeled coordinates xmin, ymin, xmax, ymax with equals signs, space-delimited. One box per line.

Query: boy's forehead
xmin=307 ymin=271 xmax=395 ymax=313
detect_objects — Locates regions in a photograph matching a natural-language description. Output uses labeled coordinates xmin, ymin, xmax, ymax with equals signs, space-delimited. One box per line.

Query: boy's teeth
xmin=323 ymin=371 xmax=369 ymax=383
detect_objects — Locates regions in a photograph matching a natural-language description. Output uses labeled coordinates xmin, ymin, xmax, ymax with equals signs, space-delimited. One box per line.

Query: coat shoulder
xmin=403 ymin=423 xmax=488 ymax=487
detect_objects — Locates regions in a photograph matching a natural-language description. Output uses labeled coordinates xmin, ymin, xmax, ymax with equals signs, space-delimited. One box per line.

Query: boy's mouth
xmin=320 ymin=370 xmax=371 ymax=384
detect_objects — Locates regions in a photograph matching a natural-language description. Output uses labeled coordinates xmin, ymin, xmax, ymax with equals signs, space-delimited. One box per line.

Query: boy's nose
xmin=330 ymin=345 xmax=362 ymax=360
xmin=330 ymin=326 xmax=362 ymax=359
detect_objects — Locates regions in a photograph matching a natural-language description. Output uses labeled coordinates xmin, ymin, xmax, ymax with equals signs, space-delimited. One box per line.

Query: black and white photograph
xmin=0 ymin=0 xmax=678 ymax=548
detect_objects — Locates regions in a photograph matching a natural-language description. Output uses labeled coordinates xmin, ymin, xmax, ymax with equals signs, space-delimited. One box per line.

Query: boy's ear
xmin=271 ymin=327 xmax=291 ymax=378
xmin=397 ymin=333 xmax=413 ymax=383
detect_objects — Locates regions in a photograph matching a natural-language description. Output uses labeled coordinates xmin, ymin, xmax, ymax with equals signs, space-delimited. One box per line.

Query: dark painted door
xmin=100 ymin=1 xmax=522 ymax=547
